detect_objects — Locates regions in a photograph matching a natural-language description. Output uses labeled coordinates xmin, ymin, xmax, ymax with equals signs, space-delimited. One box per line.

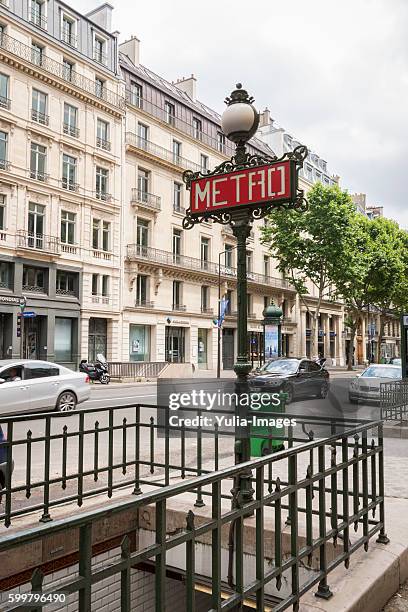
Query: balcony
xmin=29 ymin=169 xmax=49 ymax=182
xmin=0 ymin=159 xmax=10 ymax=171
xmin=30 ymin=9 xmax=47 ymax=30
xmin=95 ymin=191 xmax=112 ymax=202
xmin=125 ymin=133 xmax=201 ymax=173
xmin=125 ymin=91 xmax=235 ymax=157
xmin=96 ymin=136 xmax=111 ymax=151
xmin=0 ymin=33 xmax=125 ymax=111
xmin=61 ymin=179 xmax=79 ymax=192
xmin=172 ymin=303 xmax=186 ymax=312
xmin=135 ymin=299 xmax=155 ymax=308
xmin=61 ymin=243 xmax=78 ymax=255
xmin=0 ymin=96 xmax=11 ymax=110
xmin=56 ymin=287 xmax=76 ymax=297
xmin=93 ymin=49 xmax=107 ymax=65
xmin=31 ymin=108 xmax=49 ymax=126
xmin=93 ymin=249 xmax=112 ymax=261
xmin=173 ymin=204 xmax=186 ymax=215
xmin=131 ymin=188 xmax=161 ymax=212
xmin=92 ymin=294 xmax=110 ymax=304
xmin=63 ymin=123 xmax=79 ymax=138
xmin=60 ymin=28 xmax=77 ymax=48
xmin=201 ymin=306 xmax=214 ymax=315
xmin=126 ymin=245 xmax=293 ymax=290
xmin=17 ymin=230 xmax=60 ymax=254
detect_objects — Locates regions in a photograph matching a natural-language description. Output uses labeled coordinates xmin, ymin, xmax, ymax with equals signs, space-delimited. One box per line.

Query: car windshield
xmin=261 ymin=360 xmax=299 ymax=374
xmin=361 ymin=366 xmax=401 ymax=379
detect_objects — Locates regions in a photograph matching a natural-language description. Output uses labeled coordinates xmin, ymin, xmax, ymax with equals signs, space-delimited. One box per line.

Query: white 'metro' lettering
xmin=212 ymin=177 xmax=228 ymax=207
xmin=248 ymin=170 xmax=266 ymax=200
xmin=230 ymin=173 xmax=246 ymax=203
xmin=194 ymin=182 xmax=211 ymax=210
xmin=267 ymin=165 xmax=286 ymax=197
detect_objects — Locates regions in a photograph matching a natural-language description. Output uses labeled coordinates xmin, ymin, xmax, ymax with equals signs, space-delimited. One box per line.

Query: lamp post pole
xmin=217 ymin=245 xmax=238 ymax=379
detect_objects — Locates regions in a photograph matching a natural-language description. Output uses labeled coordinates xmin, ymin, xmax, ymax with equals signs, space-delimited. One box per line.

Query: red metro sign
xmin=188 ymin=159 xmax=296 ymax=216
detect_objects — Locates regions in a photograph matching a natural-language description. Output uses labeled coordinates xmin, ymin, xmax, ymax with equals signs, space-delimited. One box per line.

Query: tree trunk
xmin=347 ymin=324 xmax=357 ymax=370
xmin=376 ymin=316 xmax=386 ymax=363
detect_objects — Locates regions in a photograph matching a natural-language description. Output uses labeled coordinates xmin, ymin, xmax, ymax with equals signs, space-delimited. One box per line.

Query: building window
xmin=92 ymin=219 xmax=110 ymax=251
xmin=31 ymin=89 xmax=48 ymax=125
xmin=137 ymin=123 xmax=149 ymax=146
xmin=31 ymin=42 xmax=44 ymax=66
xmin=60 ymin=211 xmax=76 ymax=245
xmin=55 ymin=318 xmax=74 ymax=362
xmin=137 ymin=168 xmax=150 ymax=199
xmin=96 ymin=118 xmax=110 ymax=151
xmin=28 ymin=202 xmax=45 ymax=248
xmin=173 ymin=182 xmax=183 ymax=212
xmin=91 ymin=273 xmax=98 ymax=295
xmin=91 ymin=274 xmax=109 ymax=299
xmin=101 ymin=275 xmax=109 ymax=297
xmin=62 ymin=59 xmax=74 ymax=82
xmin=217 ymin=131 xmax=226 ymax=153
xmin=0 ymin=131 xmax=7 ymax=169
xmin=193 ymin=117 xmax=202 ymax=140
xmin=200 ymin=154 xmax=209 ymax=172
xmin=246 ymin=251 xmax=253 ymax=273
xmin=96 ymin=166 xmax=109 ymax=200
xmin=201 ymin=285 xmax=209 ymax=311
xmin=94 ymin=37 xmax=106 ymax=64
xmin=63 ymin=103 xmax=78 ymax=137
xmin=136 ymin=218 xmax=149 ymax=252
xmin=0 ymin=73 xmax=10 ymax=109
xmin=61 ymin=14 xmax=76 ymax=47
xmin=263 ymin=255 xmax=269 ymax=278
xmin=172 ymin=140 xmax=182 ymax=164
xmin=129 ymin=81 xmax=142 ymax=108
xmin=56 ymin=271 xmax=76 ymax=295
xmin=172 ymin=228 xmax=182 ymax=260
xmin=172 ymin=280 xmax=182 ymax=310
xmin=62 ymin=154 xmax=77 ymax=190
xmin=30 ymin=143 xmax=47 ymax=181
xmin=31 ymin=0 xmax=46 ymax=29
xmin=95 ymin=77 xmax=105 ymax=98
xmin=0 ymin=261 xmax=11 ymax=289
xmin=129 ymin=324 xmax=150 ymax=362
xmin=23 ymin=266 xmax=45 ymax=292
xmin=0 ymin=195 xmax=5 ymax=230
xmin=224 ymin=244 xmax=234 ymax=268
xmin=136 ymin=274 xmax=148 ymax=305
xmin=164 ymin=101 xmax=175 ymax=126
xmin=200 ymin=237 xmax=210 ymax=267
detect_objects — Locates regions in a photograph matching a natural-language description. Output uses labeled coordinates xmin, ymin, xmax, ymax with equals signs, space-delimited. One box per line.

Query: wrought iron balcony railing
xmin=173 ymin=203 xmax=186 ymax=215
xmin=95 ymin=191 xmax=112 ymax=202
xmin=61 ymin=179 xmax=79 ymax=192
xmin=126 ymin=244 xmax=293 ymax=289
xmin=125 ymin=90 xmax=235 ymax=156
xmin=56 ymin=287 xmax=77 ymax=297
xmin=125 ymin=132 xmax=202 ymax=172
xmin=0 ymin=95 xmax=11 ymax=110
xmin=135 ymin=299 xmax=155 ymax=308
xmin=0 ymin=32 xmax=125 ymax=110
xmin=17 ymin=230 xmax=60 ymax=254
xmin=201 ymin=306 xmax=214 ymax=314
xmin=22 ymin=283 xmax=45 ymax=293
xmin=60 ymin=27 xmax=77 ymax=48
xmin=31 ymin=108 xmax=49 ymax=125
xmin=30 ymin=8 xmax=47 ymax=30
xmin=29 ymin=169 xmax=49 ymax=182
xmin=131 ymin=188 xmax=161 ymax=211
xmin=172 ymin=303 xmax=186 ymax=311
xmin=96 ymin=136 xmax=111 ymax=151
xmin=0 ymin=159 xmax=10 ymax=170
xmin=63 ymin=123 xmax=79 ymax=138
xmin=93 ymin=49 xmax=107 ymax=65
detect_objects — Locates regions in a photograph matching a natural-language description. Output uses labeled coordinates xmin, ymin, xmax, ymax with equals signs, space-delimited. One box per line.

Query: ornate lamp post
xmin=182 ymin=84 xmax=307 ymax=504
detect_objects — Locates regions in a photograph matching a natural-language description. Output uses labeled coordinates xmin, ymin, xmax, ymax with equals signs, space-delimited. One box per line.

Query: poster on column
xmin=265 ymin=324 xmax=279 ymax=359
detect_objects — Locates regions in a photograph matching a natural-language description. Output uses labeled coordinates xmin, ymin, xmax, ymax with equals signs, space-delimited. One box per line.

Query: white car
xmin=348 ymin=364 xmax=402 ymax=404
xmin=0 ymin=359 xmax=91 ymax=415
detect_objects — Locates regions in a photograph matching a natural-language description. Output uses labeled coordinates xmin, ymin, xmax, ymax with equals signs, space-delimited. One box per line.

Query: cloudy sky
xmin=73 ymin=0 xmax=408 ymax=227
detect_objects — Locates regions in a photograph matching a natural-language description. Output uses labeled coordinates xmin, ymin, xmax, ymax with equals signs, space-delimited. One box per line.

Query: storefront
xmin=129 ymin=324 xmax=150 ymax=362
xmin=165 ymin=326 xmax=186 ymax=363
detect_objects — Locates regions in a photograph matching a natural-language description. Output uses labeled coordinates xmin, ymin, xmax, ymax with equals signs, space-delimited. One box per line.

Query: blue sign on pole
xmin=23 ymin=311 xmax=36 ymax=318
xmin=218 ymin=298 xmax=229 ymax=328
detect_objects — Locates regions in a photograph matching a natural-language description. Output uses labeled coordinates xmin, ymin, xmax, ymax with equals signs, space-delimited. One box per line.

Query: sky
xmin=73 ymin=0 xmax=408 ymax=227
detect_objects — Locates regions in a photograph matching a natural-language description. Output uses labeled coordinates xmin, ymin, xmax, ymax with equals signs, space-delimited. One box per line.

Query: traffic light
xmin=16 ymin=313 xmax=22 ymax=337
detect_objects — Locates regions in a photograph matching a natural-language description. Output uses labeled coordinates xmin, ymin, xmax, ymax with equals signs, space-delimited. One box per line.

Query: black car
xmin=248 ymin=358 xmax=330 ymax=403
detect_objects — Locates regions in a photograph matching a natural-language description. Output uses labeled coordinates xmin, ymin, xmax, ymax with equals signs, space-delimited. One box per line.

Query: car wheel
xmin=318 ymin=383 xmax=329 ymax=399
xmin=283 ymin=384 xmax=293 ymax=404
xmin=56 ymin=391 xmax=77 ymax=412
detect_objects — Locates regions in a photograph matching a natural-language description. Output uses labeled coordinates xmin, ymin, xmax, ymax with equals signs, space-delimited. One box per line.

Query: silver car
xmin=348 ymin=364 xmax=402 ymax=404
xmin=0 ymin=359 xmax=91 ymax=415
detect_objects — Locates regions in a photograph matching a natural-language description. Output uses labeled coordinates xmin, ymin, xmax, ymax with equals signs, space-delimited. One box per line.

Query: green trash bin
xmin=250 ymin=391 xmax=287 ymax=456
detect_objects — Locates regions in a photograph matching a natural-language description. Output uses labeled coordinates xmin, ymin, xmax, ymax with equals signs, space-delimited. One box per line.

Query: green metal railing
xmin=380 ymin=380 xmax=408 ymax=424
xmin=0 ymin=417 xmax=388 ymax=611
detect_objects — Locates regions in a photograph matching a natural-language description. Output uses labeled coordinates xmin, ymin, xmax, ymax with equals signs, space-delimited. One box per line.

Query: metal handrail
xmin=16 ymin=230 xmax=60 ymax=254
xmin=0 ymin=411 xmax=388 ymax=611
xmin=131 ymin=188 xmax=161 ymax=210
xmin=31 ymin=108 xmax=49 ymax=125
xmin=0 ymin=32 xmax=125 ymax=110
xmin=125 ymin=132 xmax=201 ymax=172
xmin=126 ymin=244 xmax=292 ymax=289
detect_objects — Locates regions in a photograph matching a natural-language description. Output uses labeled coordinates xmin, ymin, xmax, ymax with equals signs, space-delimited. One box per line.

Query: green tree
xmin=261 ymin=183 xmax=358 ymax=359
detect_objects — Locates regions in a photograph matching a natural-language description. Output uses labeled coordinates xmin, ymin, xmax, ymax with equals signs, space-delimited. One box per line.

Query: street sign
xmin=0 ymin=295 xmax=26 ymax=306
xmin=188 ymin=160 xmax=295 ymax=217
xmin=22 ymin=311 xmax=36 ymax=318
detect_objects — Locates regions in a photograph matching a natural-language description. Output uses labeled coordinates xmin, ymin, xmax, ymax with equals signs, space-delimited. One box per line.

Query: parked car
xmin=390 ymin=357 xmax=402 ymax=366
xmin=0 ymin=360 xmax=91 ymax=415
xmin=0 ymin=425 xmax=13 ymax=497
xmin=348 ymin=364 xmax=402 ymax=404
xmin=248 ymin=357 xmax=330 ymax=404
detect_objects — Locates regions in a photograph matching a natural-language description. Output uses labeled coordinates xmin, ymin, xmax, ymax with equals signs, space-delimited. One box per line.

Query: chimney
xmin=259 ymin=107 xmax=272 ymax=128
xmin=119 ymin=36 xmax=140 ymax=66
xmin=85 ymin=3 xmax=114 ymax=31
xmin=174 ymin=74 xmax=197 ymax=101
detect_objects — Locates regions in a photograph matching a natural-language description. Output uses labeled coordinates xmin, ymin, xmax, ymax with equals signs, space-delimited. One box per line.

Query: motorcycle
xmin=79 ymin=353 xmax=110 ymax=384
